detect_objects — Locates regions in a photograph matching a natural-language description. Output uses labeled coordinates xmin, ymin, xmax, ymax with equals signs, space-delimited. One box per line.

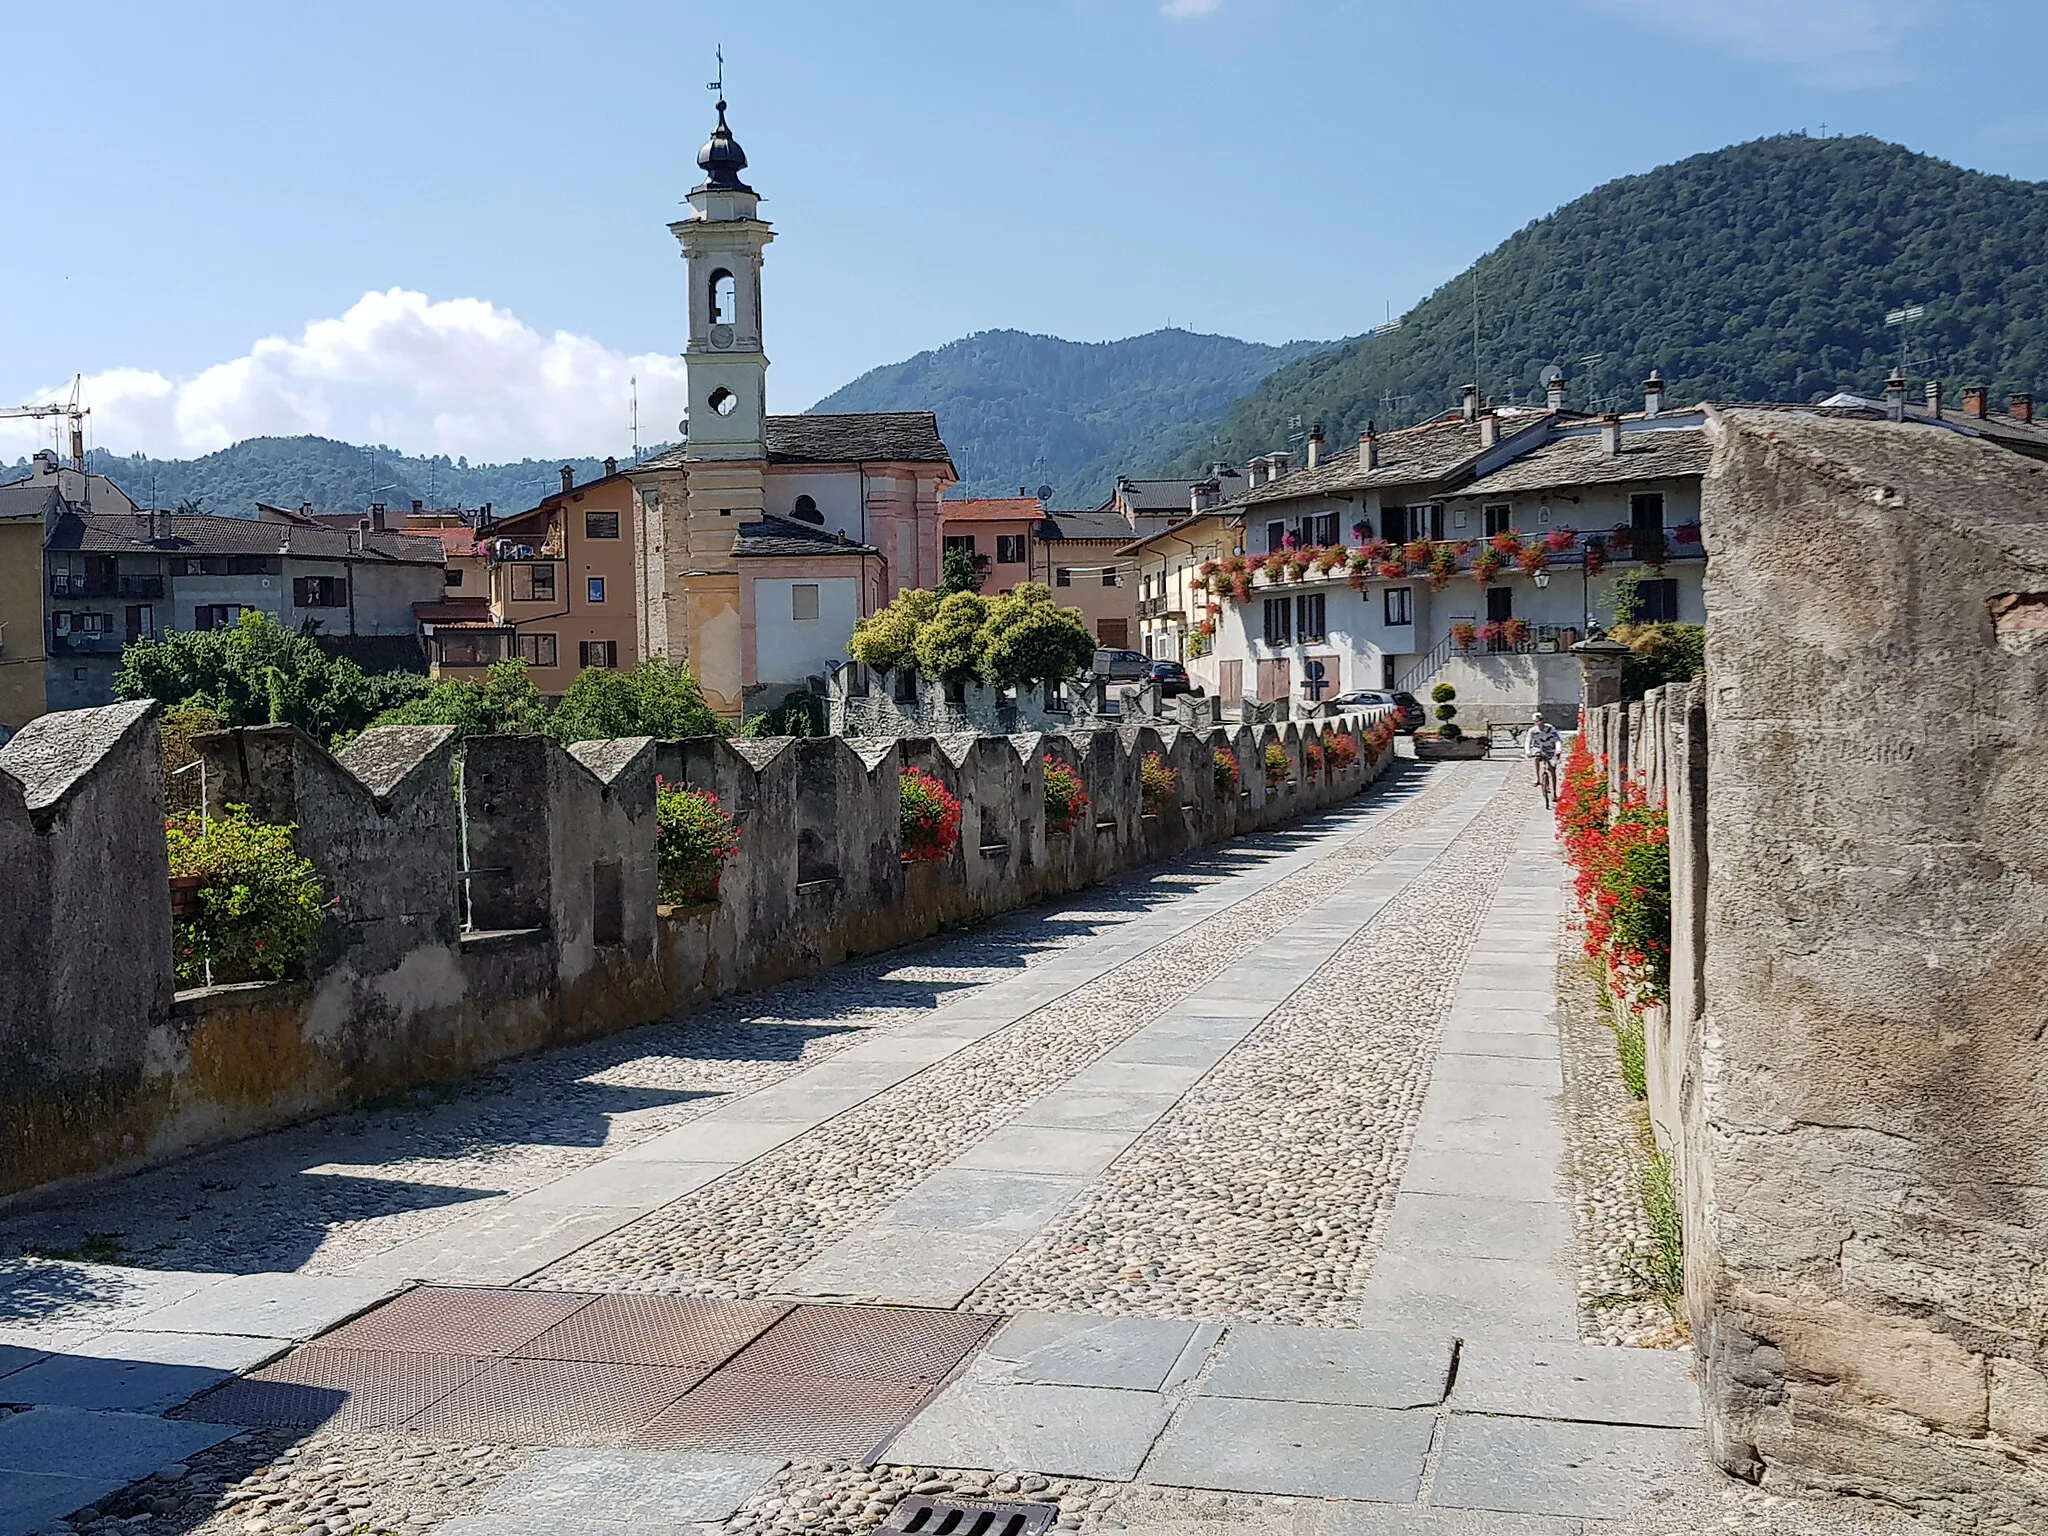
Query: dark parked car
xmin=1145 ymin=659 xmax=1201 ymax=699
xmin=1330 ymin=688 xmax=1426 ymax=732
xmin=1093 ymin=647 xmax=1150 ymax=681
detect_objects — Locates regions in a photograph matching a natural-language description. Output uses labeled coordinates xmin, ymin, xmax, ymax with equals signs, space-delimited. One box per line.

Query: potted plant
xmin=1213 ymin=746 xmax=1242 ymax=796
xmin=1472 ymin=549 xmax=1504 ymax=584
xmin=900 ymin=766 xmax=962 ymax=862
xmin=1478 ymin=619 xmax=1507 ymax=648
xmin=1450 ymin=620 xmax=1479 ymax=652
xmin=1673 ymin=521 xmax=1703 ymax=546
xmin=1502 ymin=617 xmax=1530 ymax=647
xmin=1413 ymin=682 xmax=1492 ymax=759
xmin=1544 ymin=527 xmax=1578 ymax=553
xmin=1042 ymin=754 xmax=1089 ymax=835
xmin=1489 ymin=530 xmax=1524 ymax=556
xmin=1377 ymin=560 xmax=1408 ymax=581
xmin=1303 ymin=739 xmax=1325 ymax=777
xmin=1139 ymin=751 xmax=1178 ymax=816
xmin=654 ymin=775 xmax=742 ymax=907
xmin=165 ymin=805 xmax=325 ymax=988
xmin=1403 ymin=539 xmax=1433 ymax=572
xmin=1517 ymin=545 xmax=1549 ymax=577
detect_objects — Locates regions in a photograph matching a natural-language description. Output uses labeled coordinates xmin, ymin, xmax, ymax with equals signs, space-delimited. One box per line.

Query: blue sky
xmin=4 ymin=0 xmax=2041 ymax=463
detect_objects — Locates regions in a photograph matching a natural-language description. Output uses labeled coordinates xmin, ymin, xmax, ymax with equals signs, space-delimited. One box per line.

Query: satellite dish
xmin=1036 ymin=483 xmax=1053 ymax=502
xmin=1538 ymin=364 xmax=1564 ymax=387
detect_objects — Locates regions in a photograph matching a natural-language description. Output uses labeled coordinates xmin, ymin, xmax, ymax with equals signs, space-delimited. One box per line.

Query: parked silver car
xmin=1093 ymin=647 xmax=1150 ymax=681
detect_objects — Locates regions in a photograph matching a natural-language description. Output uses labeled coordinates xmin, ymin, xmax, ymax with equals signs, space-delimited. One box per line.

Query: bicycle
xmin=1535 ymin=753 xmax=1559 ymax=809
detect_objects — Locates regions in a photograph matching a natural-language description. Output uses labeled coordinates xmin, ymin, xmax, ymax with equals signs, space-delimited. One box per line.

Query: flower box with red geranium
xmin=1673 ymin=522 xmax=1702 ymax=545
xmin=1327 ymin=733 xmax=1359 ymax=770
xmin=1041 ymin=754 xmax=1089 ymax=835
xmin=1583 ymin=538 xmax=1609 ymax=576
xmin=1263 ymin=742 xmax=1289 ymax=789
xmin=1544 ymin=527 xmax=1578 ymax=553
xmin=1502 ymin=617 xmax=1530 ymax=647
xmin=655 ymin=776 xmax=742 ymax=907
xmin=1213 ymin=746 xmax=1242 ymax=796
xmin=1402 ymin=540 xmax=1433 ymax=571
xmin=1488 ymin=530 xmax=1523 ymax=556
xmin=1472 ymin=550 xmax=1504 ymax=584
xmin=900 ymin=766 xmax=962 ymax=863
xmin=1303 ymin=740 xmax=1325 ymax=777
xmin=1139 ymin=752 xmax=1178 ymax=816
xmin=1478 ymin=619 xmax=1507 ymax=647
xmin=1450 ymin=621 xmax=1479 ymax=652
xmin=1517 ymin=545 xmax=1549 ymax=577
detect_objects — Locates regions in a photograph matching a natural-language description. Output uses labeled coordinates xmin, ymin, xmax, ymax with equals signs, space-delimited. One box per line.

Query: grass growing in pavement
xmin=1594 ymin=982 xmax=1649 ymax=1101
xmin=1627 ymin=1150 xmax=1686 ymax=1320
xmin=24 ymin=1231 xmax=126 ymax=1263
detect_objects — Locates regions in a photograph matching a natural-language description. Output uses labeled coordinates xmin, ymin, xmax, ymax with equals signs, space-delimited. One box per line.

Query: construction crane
xmin=2 ymin=375 xmax=90 ymax=471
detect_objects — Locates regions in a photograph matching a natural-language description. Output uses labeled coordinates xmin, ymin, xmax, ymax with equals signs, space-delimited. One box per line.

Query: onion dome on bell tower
xmin=694 ymin=99 xmax=754 ymax=195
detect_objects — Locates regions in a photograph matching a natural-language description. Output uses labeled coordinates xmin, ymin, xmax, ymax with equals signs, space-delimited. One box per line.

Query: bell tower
xmin=672 ymin=95 xmax=773 ymax=461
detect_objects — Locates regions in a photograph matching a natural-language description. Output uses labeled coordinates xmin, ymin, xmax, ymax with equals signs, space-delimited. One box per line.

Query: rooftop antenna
xmin=630 ymin=376 xmax=640 ymax=463
xmin=708 ymin=43 xmax=724 ymax=99
xmin=1885 ymin=303 xmax=1926 ymax=379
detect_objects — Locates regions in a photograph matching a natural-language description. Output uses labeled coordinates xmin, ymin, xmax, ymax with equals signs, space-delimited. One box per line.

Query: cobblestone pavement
xmin=0 ymin=759 xmax=1933 ymax=1536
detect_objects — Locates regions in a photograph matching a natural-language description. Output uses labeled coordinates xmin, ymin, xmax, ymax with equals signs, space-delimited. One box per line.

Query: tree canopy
xmin=115 ymin=610 xmax=428 ymax=745
xmin=548 ymin=658 xmax=722 ymax=743
xmin=852 ymin=581 xmax=1093 ymax=690
xmin=363 ymin=659 xmax=552 ymax=739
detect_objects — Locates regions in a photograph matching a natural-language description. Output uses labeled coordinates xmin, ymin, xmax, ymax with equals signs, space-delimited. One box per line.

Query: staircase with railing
xmin=1397 ymin=636 xmax=1456 ymax=694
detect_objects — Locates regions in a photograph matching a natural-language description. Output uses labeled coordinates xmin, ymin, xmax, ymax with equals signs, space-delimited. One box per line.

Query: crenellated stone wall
xmin=1583 ymin=407 xmax=2048 ymax=1530
xmin=0 ymin=705 xmax=1395 ymax=1204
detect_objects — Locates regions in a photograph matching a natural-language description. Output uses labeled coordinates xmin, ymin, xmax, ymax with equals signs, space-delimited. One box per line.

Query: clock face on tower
xmin=709 ymin=323 xmax=735 ymax=351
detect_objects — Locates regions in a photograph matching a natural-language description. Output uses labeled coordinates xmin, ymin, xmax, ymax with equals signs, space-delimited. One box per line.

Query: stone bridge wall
xmin=0 ymin=706 xmax=1394 ymax=1205
xmin=1584 ymin=407 xmax=2048 ymax=1528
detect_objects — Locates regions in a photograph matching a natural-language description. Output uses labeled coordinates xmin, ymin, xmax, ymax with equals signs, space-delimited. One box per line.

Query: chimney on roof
xmin=1546 ymin=373 xmax=1568 ymax=411
xmin=1190 ymin=479 xmax=1217 ymax=516
xmin=2013 ymin=393 xmax=2034 ymax=425
xmin=1305 ymin=422 xmax=1324 ymax=471
xmin=370 ymin=505 xmax=387 ymax=533
xmin=1478 ymin=411 xmax=1499 ymax=450
xmin=1600 ymin=414 xmax=1622 ymax=457
xmin=299 ymin=501 xmax=313 ymax=517
xmin=560 ymin=465 xmax=575 ymax=494
xmin=1461 ymin=384 xmax=1480 ymax=424
xmin=411 ymin=498 xmax=424 ymax=514
xmin=1885 ymin=369 xmax=1907 ymax=422
xmin=1925 ymin=380 xmax=1944 ymax=420
xmin=1246 ymin=457 xmax=1265 ymax=488
xmin=1962 ymin=386 xmax=1988 ymax=419
xmin=1360 ymin=421 xmax=1380 ymax=471
xmin=604 ymin=456 xmax=617 ymax=477
xmin=1643 ymin=369 xmax=1665 ymax=419
xmin=1268 ymin=452 xmax=1289 ymax=481
xmin=347 ymin=527 xmax=364 ymax=556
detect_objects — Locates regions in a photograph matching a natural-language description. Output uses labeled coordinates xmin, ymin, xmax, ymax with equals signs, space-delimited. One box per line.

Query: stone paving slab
xmin=437 ymin=1446 xmax=787 ymax=1534
xmin=1361 ymin=1252 xmax=1579 ymax=1339
xmin=1197 ymin=1324 xmax=1453 ymax=1409
xmin=967 ymin=1314 xmax=1216 ymax=1392
xmin=1430 ymin=1415 xmax=1701 ymax=1519
xmin=1309 ymin=1507 xmax=1585 ymax=1536
xmin=1430 ymin=1053 xmax=1564 ymax=1088
xmin=886 ymin=1170 xmax=1087 ymax=1234
xmin=609 ymin=1117 xmax=810 ymax=1164
xmin=1142 ymin=1396 xmax=1435 ymax=1499
xmin=1400 ymin=1147 xmax=1562 ymax=1204
xmin=951 ymin=1125 xmax=1142 ymax=1178
xmin=0 ymin=1470 xmax=109 ymax=1536
xmin=118 ymin=1272 xmax=403 ymax=1341
xmin=1449 ymin=1340 xmax=1704 ymax=1428
xmin=776 ymin=1227 xmax=1025 ymax=1307
xmin=349 ymin=1204 xmax=636 ymax=1284
xmin=886 ymin=1380 xmax=1175 ymax=1479
xmin=1374 ymin=1194 xmax=1571 ymax=1264
xmin=1436 ymin=1027 xmax=1563 ymax=1060
xmin=0 ymin=1405 xmax=234 ymax=1530
xmin=1011 ymin=1089 xmax=1182 ymax=1132
xmin=0 ymin=1328 xmax=289 ymax=1412
xmin=516 ymin=1158 xmax=736 ymax=1212
xmin=0 ymin=1262 xmax=222 ymax=1332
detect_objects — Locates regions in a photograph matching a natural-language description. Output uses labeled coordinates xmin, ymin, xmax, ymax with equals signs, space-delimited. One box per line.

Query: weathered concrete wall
xmin=1 ymin=706 xmax=1397 ymax=1203
xmin=1656 ymin=410 xmax=2048 ymax=1527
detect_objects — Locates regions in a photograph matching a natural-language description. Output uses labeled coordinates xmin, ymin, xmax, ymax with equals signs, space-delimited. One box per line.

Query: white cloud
xmin=1581 ymin=0 xmax=1931 ymax=88
xmin=1161 ymin=0 xmax=1220 ymax=18
xmin=1 ymin=289 xmax=689 ymax=464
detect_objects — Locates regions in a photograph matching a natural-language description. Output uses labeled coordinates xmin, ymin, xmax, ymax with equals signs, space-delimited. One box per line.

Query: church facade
xmin=631 ymin=99 xmax=956 ymax=720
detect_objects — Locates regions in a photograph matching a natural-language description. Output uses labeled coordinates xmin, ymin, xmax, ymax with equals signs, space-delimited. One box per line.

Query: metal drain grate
xmin=885 ymin=1496 xmax=1058 ymax=1535
xmin=177 ymin=1348 xmax=489 ymax=1431
xmin=315 ymin=1286 xmax=590 ymax=1355
xmin=514 ymin=1294 xmax=788 ymax=1374
xmin=722 ymin=1305 xmax=999 ymax=1385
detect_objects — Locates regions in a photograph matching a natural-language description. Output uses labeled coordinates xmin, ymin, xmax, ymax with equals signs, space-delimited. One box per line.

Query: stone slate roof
xmin=1212 ymin=412 xmax=1556 ymax=512
xmin=1457 ymin=426 xmax=1713 ymax=497
xmin=1110 ymin=478 xmax=1209 ymax=513
xmin=42 ymin=512 xmax=445 ymax=564
xmin=732 ymin=514 xmax=878 ymax=558
xmin=638 ymin=413 xmax=954 ymax=473
xmin=1039 ymin=511 xmax=1138 ymax=541
xmin=1712 ymin=407 xmax=2048 ymax=520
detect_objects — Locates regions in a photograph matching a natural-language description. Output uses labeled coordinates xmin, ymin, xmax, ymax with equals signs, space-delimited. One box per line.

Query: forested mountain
xmin=1190 ymin=134 xmax=2048 ymax=466
xmin=1 ymin=436 xmax=646 ymax=518
xmin=809 ymin=328 xmax=1329 ymax=503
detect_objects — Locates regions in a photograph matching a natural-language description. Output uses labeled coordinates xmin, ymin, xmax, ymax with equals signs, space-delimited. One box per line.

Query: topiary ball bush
xmin=1431 ymin=682 xmax=1457 ymax=703
xmin=1440 ymin=721 xmax=1464 ymax=741
xmin=1435 ymin=702 xmax=1457 ymax=722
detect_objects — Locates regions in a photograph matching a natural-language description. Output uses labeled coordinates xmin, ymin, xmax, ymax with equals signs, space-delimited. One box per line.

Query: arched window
xmin=791 ymin=494 xmax=823 ymax=525
xmin=709 ymin=269 xmax=737 ymax=327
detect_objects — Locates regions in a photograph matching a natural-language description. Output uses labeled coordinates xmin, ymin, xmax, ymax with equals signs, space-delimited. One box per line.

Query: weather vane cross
xmin=708 ymin=45 xmax=724 ymax=99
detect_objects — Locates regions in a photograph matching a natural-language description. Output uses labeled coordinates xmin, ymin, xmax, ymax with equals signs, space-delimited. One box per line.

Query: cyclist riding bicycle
xmin=1525 ymin=714 xmax=1562 ymax=791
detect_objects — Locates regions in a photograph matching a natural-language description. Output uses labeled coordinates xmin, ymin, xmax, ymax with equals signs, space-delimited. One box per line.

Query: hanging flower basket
xmin=1517 ymin=545 xmax=1550 ymax=577
xmin=1450 ymin=621 xmax=1479 ymax=652
xmin=1503 ymin=617 xmax=1531 ymax=647
xmin=1472 ymin=551 xmax=1504 ymax=584
xmin=1545 ymin=527 xmax=1578 ymax=553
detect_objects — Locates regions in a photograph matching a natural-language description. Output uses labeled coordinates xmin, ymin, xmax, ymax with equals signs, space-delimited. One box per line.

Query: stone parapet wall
xmin=1584 ymin=406 xmax=2048 ymax=1529
xmin=0 ymin=704 xmax=1394 ymax=1205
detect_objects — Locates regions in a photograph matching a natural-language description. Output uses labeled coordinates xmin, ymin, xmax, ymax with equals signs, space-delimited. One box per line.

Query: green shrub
xmin=1042 ymin=755 xmax=1089 ymax=834
xmin=1616 ymin=1009 xmax=1648 ymax=1100
xmin=1263 ymin=742 xmax=1289 ymax=788
xmin=1627 ymin=1151 xmax=1686 ymax=1319
xmin=1430 ymin=682 xmax=1457 ymax=704
xmin=654 ymin=777 xmax=741 ymax=906
xmin=900 ymin=766 xmax=962 ymax=862
xmin=161 ymin=702 xmax=224 ymax=814
xmin=166 ymin=806 xmax=325 ymax=987
xmin=914 ymin=591 xmax=990 ymax=684
xmin=1212 ymin=747 xmax=1241 ymax=795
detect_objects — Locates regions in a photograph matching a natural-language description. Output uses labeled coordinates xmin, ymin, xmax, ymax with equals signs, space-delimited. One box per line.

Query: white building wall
xmin=753 ymin=575 xmax=860 ymax=692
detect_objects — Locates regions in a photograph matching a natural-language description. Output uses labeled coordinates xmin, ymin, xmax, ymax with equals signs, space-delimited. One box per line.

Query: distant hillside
xmin=1191 ymin=134 xmax=2048 ymax=466
xmin=1 ymin=436 xmax=655 ymax=517
xmin=809 ymin=328 xmax=1329 ymax=504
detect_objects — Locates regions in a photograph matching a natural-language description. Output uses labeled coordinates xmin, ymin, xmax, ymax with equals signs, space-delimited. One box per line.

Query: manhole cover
xmin=885 ymin=1496 xmax=1058 ymax=1535
xmin=316 ymin=1286 xmax=590 ymax=1355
